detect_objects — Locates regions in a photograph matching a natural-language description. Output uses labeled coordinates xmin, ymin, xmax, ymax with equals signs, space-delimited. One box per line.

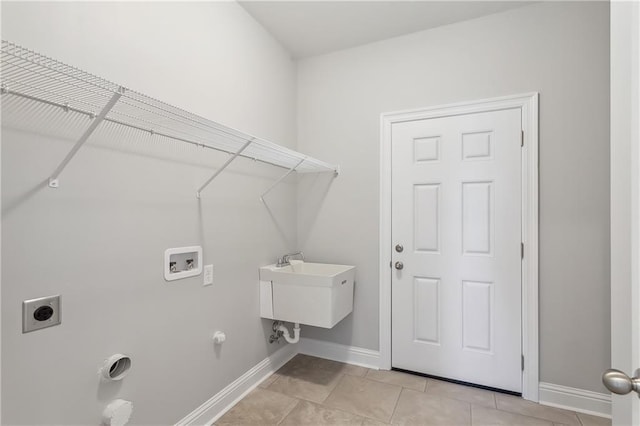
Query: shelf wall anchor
xmin=196 ymin=139 xmax=254 ymax=198
xmin=260 ymin=157 xmax=306 ymax=202
xmin=48 ymin=87 xmax=125 ymax=188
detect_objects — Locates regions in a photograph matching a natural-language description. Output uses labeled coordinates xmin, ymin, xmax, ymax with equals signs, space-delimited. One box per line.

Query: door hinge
xmin=521 ymin=130 xmax=524 ymax=147
xmin=522 ymin=355 xmax=525 ymax=371
xmin=521 ymin=242 xmax=524 ymax=259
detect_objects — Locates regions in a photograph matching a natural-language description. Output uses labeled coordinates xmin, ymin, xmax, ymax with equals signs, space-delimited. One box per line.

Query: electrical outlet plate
xmin=203 ymin=264 xmax=213 ymax=286
xmin=23 ymin=295 xmax=61 ymax=333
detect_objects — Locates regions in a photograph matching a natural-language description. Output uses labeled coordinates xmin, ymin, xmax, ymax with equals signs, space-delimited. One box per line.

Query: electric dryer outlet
xmin=23 ymin=295 xmax=61 ymax=333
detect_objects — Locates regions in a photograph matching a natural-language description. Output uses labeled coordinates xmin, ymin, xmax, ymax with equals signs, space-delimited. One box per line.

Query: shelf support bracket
xmin=48 ymin=87 xmax=125 ymax=188
xmin=197 ymin=139 xmax=254 ymax=198
xmin=260 ymin=157 xmax=306 ymax=202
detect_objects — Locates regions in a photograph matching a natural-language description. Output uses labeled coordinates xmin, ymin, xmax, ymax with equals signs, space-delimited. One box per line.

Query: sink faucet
xmin=277 ymin=251 xmax=305 ymax=267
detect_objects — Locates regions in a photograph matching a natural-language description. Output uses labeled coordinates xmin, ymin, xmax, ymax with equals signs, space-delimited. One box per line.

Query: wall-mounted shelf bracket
xmin=196 ymin=138 xmax=254 ymax=198
xmin=260 ymin=157 xmax=307 ymax=202
xmin=47 ymin=87 xmax=125 ymax=188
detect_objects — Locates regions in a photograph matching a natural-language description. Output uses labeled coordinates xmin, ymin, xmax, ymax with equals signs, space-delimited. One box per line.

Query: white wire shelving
xmin=0 ymin=40 xmax=339 ymax=198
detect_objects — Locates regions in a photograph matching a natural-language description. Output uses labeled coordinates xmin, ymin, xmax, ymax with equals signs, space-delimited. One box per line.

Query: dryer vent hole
xmin=108 ymin=357 xmax=131 ymax=380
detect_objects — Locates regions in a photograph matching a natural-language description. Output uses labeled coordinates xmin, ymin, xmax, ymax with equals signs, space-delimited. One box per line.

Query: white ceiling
xmin=239 ymin=1 xmax=534 ymax=59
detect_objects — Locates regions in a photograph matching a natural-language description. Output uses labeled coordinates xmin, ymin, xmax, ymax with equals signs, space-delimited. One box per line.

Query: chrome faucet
xmin=276 ymin=251 xmax=305 ymax=267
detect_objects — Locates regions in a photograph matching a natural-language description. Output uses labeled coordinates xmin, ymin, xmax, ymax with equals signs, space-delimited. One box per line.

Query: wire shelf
xmin=0 ymin=40 xmax=338 ymax=192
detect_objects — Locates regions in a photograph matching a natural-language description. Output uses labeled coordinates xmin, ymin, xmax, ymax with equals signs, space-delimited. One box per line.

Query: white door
xmin=391 ymin=108 xmax=523 ymax=392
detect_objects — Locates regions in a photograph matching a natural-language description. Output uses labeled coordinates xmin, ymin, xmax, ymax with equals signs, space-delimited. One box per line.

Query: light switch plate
xmin=203 ymin=264 xmax=213 ymax=286
xmin=23 ymin=295 xmax=61 ymax=333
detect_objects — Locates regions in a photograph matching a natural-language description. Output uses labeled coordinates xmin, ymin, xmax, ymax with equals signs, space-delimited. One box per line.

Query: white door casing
xmin=391 ymin=109 xmax=522 ymax=392
xmin=379 ymin=93 xmax=539 ymax=400
xmin=610 ymin=1 xmax=639 ymax=424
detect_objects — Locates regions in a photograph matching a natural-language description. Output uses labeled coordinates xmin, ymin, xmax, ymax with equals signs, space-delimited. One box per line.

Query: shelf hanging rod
xmin=0 ymin=87 xmax=316 ymax=172
xmin=196 ymin=139 xmax=254 ymax=199
xmin=260 ymin=157 xmax=307 ymax=202
xmin=48 ymin=86 xmax=124 ymax=188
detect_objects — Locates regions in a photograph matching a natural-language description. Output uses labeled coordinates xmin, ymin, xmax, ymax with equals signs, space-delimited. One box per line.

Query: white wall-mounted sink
xmin=259 ymin=260 xmax=355 ymax=328
xmin=260 ymin=260 xmax=354 ymax=287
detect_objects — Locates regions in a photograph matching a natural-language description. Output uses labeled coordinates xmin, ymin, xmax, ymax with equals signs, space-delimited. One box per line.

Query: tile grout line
xmin=276 ymin=398 xmax=301 ymax=426
xmin=363 ymin=368 xmax=372 ymax=381
xmin=309 ymin=398 xmax=372 ymax=424
xmin=364 ymin=371 xmax=429 ymax=392
xmin=264 ymin=356 xmax=349 ymax=407
xmin=479 ymin=405 xmax=555 ymax=424
xmin=492 ymin=406 xmax=582 ymax=425
xmin=319 ymin=372 xmax=347 ymax=405
xmin=422 ymin=377 xmax=431 ymax=393
xmin=423 ymin=382 xmax=498 ymax=411
xmin=323 ymin=373 xmax=403 ymax=424
xmin=493 ymin=394 xmax=583 ymax=425
xmin=387 ymin=385 xmax=405 ymax=425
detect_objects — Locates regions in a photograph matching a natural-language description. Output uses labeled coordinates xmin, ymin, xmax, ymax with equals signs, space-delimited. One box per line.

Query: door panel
xmin=414 ymin=277 xmax=440 ymax=344
xmin=391 ymin=108 xmax=522 ymax=392
xmin=414 ymin=184 xmax=440 ymax=252
xmin=462 ymin=280 xmax=493 ymax=352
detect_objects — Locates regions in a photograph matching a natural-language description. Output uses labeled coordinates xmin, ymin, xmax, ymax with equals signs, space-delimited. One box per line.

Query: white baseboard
xmin=298 ymin=337 xmax=381 ymax=370
xmin=538 ymin=382 xmax=611 ymax=419
xmin=175 ymin=343 xmax=298 ymax=426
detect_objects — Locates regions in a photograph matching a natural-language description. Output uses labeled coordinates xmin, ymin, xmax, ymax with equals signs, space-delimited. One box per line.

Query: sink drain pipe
xmin=277 ymin=322 xmax=301 ymax=344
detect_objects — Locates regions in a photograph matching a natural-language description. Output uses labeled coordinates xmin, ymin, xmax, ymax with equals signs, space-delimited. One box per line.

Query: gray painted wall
xmin=2 ymin=2 xmax=298 ymax=424
xmin=296 ymin=1 xmax=611 ymax=393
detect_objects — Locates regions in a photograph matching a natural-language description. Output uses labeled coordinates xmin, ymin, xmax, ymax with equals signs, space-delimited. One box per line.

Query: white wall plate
xmin=23 ymin=295 xmax=61 ymax=333
xmin=164 ymin=246 xmax=203 ymax=281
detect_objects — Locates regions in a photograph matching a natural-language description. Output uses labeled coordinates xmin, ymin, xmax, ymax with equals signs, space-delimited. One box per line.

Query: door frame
xmin=610 ymin=1 xmax=639 ymax=424
xmin=379 ymin=93 xmax=539 ymax=401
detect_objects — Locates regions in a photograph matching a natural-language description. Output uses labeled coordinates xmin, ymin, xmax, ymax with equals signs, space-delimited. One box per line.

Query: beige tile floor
xmin=216 ymin=355 xmax=612 ymax=426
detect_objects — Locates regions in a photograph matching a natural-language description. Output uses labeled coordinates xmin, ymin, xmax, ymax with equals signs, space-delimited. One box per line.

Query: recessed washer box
xmin=164 ymin=246 xmax=202 ymax=281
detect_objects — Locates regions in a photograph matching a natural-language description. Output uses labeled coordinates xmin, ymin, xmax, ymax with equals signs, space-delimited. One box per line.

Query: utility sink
xmin=259 ymin=260 xmax=355 ymax=328
xmin=260 ymin=260 xmax=354 ymax=287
